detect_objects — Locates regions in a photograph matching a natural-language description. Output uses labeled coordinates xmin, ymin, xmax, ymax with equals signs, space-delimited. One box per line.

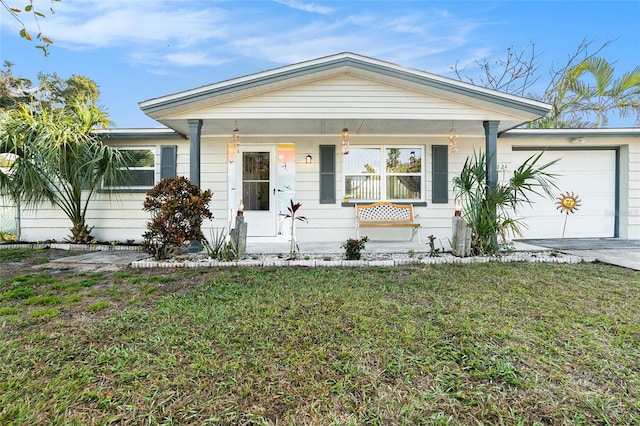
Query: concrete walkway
xmin=48 ymin=249 xmax=150 ymax=271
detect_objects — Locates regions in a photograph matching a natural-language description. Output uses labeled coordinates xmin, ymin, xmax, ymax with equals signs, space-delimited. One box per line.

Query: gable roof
xmin=139 ymin=52 xmax=551 ymax=135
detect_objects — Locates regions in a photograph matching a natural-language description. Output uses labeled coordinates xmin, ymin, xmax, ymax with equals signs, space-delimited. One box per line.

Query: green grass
xmin=28 ymin=307 xmax=60 ymax=319
xmin=0 ymin=285 xmax=35 ymax=300
xmin=87 ymin=301 xmax=110 ymax=312
xmin=0 ymin=249 xmax=638 ymax=425
xmin=0 ymin=306 xmax=21 ymax=315
xmin=23 ymin=295 xmax=63 ymax=306
xmin=0 ymin=248 xmax=38 ymax=262
xmin=0 ymin=247 xmax=87 ymax=265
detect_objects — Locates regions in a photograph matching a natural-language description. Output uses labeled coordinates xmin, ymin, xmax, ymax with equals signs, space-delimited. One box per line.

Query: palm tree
xmin=566 ymin=58 xmax=640 ymax=127
xmin=0 ymin=101 xmax=130 ymax=243
xmin=530 ymin=57 xmax=640 ymax=128
xmin=527 ymin=66 xmax=590 ymax=129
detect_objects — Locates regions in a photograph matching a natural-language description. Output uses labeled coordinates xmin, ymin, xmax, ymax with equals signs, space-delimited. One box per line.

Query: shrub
xmin=452 ymin=150 xmax=557 ymax=255
xmin=341 ymin=236 xmax=369 ymax=260
xmin=0 ymin=231 xmax=17 ymax=241
xmin=142 ymin=177 xmax=213 ymax=260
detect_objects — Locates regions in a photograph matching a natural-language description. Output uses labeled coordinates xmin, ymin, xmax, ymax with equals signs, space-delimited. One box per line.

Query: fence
xmin=0 ymin=192 xmax=18 ymax=238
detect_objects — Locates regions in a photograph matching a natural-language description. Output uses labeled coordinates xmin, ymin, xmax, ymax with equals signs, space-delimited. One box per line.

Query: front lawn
xmin=0 ymin=249 xmax=638 ymax=425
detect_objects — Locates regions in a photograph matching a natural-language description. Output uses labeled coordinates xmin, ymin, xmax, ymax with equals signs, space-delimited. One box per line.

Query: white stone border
xmin=0 ymin=242 xmax=142 ymax=252
xmin=131 ymin=252 xmax=595 ymax=269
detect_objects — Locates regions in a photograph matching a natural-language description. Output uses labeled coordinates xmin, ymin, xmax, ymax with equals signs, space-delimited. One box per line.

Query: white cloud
xmin=127 ymin=49 xmax=232 ymax=69
xmin=39 ymin=1 xmax=230 ymax=49
xmin=17 ymin=0 xmax=492 ymax=76
xmin=273 ymin=0 xmax=334 ymax=15
xmin=230 ymin=4 xmax=508 ymax=81
xmin=164 ymin=52 xmax=231 ymax=67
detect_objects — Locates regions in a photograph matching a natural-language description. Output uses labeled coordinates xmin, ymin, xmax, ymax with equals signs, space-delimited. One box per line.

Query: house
xmin=16 ymin=53 xmax=640 ymax=245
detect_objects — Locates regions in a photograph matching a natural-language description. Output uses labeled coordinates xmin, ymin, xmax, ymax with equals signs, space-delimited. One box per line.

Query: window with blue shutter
xmin=432 ymin=145 xmax=448 ymax=203
xmin=160 ymin=145 xmax=177 ymax=180
xmin=319 ymin=145 xmax=336 ymax=204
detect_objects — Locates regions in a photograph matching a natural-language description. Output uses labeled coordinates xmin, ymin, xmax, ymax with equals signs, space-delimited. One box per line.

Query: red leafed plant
xmin=142 ymin=177 xmax=213 ymax=260
xmin=284 ymin=199 xmax=307 ymax=259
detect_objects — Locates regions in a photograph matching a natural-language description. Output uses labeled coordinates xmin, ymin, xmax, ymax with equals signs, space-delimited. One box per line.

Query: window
xmin=103 ymin=147 xmax=156 ymax=190
xmin=344 ymin=147 xmax=423 ymax=201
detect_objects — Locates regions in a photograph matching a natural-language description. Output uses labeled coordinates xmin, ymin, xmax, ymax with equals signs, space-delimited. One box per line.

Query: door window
xmin=242 ymin=152 xmax=270 ymax=210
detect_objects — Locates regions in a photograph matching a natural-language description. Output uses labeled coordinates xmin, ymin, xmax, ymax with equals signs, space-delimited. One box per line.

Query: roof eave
xmin=139 ymin=52 xmax=551 ymax=119
xmin=501 ymin=128 xmax=640 ymax=138
xmin=94 ymin=128 xmax=187 ymax=139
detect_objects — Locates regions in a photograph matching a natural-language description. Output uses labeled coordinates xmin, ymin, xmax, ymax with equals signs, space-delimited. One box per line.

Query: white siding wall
xmin=200 ymin=136 xmax=231 ymax=233
xmin=169 ymin=76 xmax=519 ymax=122
xmin=19 ymin=136 xmax=188 ymax=243
xmin=283 ymin=135 xmax=488 ymax=246
xmin=18 ymin=132 xmax=640 ymax=244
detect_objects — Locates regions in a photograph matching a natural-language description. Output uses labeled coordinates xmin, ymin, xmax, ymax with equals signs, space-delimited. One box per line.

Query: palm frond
xmin=452 ymin=149 xmax=559 ymax=255
xmin=0 ymin=100 xmax=126 ymax=242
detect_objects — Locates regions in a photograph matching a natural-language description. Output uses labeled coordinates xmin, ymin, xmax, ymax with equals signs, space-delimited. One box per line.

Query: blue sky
xmin=1 ymin=0 xmax=639 ymax=128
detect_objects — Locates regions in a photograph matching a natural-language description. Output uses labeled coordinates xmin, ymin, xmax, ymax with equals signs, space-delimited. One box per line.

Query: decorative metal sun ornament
xmin=556 ymin=191 xmax=581 ymax=214
xmin=556 ymin=191 xmax=582 ymax=240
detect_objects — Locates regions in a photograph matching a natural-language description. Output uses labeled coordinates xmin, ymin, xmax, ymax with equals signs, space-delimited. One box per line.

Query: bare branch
xmin=451 ymin=42 xmax=542 ymax=97
xmin=543 ymin=36 xmax=618 ymax=99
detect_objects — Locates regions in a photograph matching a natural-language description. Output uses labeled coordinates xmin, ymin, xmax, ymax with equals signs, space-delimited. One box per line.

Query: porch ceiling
xmin=161 ymin=117 xmax=519 ymax=137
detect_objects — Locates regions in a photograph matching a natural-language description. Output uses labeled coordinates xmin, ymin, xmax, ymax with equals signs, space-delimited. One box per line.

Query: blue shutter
xmin=160 ymin=145 xmax=177 ymax=180
xmin=319 ymin=145 xmax=336 ymax=204
xmin=432 ymin=145 xmax=448 ymax=203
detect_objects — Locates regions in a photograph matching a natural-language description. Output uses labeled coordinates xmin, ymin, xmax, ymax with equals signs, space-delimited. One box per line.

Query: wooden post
xmin=233 ymin=215 xmax=247 ymax=258
xmin=452 ymin=216 xmax=471 ymax=257
xmin=464 ymin=226 xmax=472 ymax=256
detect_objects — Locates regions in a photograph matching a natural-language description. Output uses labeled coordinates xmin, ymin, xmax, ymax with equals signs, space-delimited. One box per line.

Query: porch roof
xmin=139 ymin=52 xmax=551 ymax=136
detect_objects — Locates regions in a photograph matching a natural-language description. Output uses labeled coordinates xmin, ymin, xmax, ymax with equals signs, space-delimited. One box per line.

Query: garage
xmin=508 ymin=148 xmax=618 ymax=239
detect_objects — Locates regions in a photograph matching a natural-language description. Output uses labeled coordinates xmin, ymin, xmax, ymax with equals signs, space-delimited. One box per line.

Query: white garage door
xmin=508 ymin=149 xmax=616 ymax=239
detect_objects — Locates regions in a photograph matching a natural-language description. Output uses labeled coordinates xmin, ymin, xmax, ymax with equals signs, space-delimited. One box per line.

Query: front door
xmin=237 ymin=147 xmax=277 ymax=237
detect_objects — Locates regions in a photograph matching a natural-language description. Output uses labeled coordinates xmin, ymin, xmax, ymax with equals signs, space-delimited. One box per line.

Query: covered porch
xmin=139 ymin=53 xmax=551 ymax=244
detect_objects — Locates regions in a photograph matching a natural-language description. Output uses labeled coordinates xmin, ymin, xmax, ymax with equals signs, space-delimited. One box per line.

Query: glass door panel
xmin=242 ymin=152 xmax=270 ymax=211
xmin=237 ymin=148 xmax=277 ymax=237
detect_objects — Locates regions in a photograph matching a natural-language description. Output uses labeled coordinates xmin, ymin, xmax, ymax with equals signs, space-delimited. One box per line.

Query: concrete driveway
xmin=517 ymin=238 xmax=640 ymax=271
